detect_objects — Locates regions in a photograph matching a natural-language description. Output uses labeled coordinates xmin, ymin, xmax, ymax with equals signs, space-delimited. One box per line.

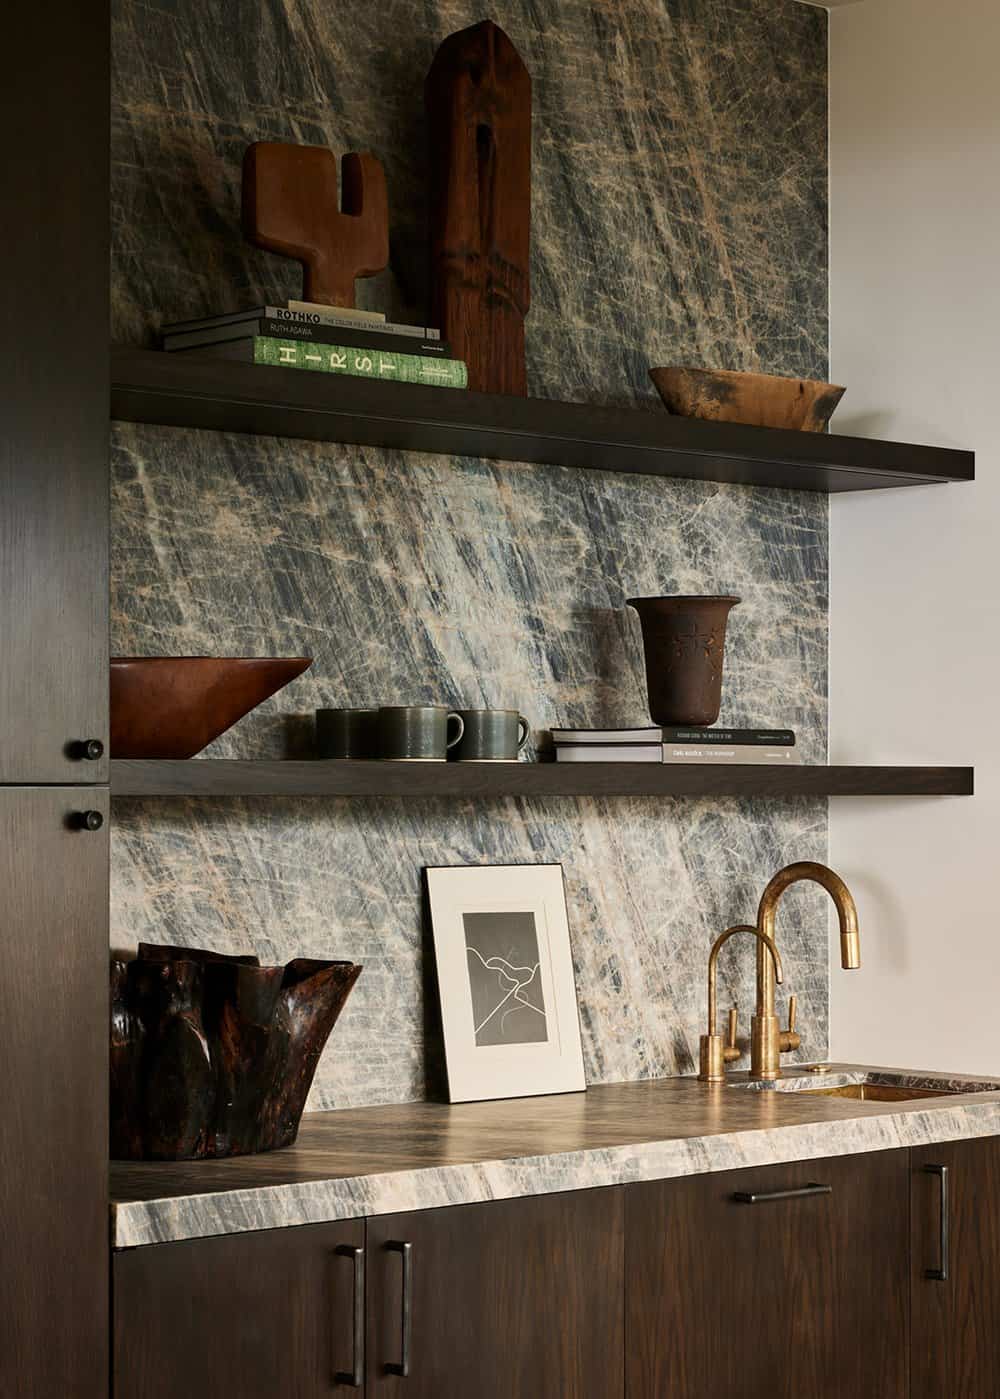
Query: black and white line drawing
xmin=463 ymin=910 xmax=549 ymax=1046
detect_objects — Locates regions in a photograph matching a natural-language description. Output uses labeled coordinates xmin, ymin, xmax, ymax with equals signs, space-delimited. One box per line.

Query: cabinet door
xmin=114 ymin=1220 xmax=367 ymax=1398
xmin=0 ymin=0 xmax=108 ymax=783
xmin=627 ymin=1150 xmax=909 ymax=1399
xmin=366 ymin=1187 xmax=624 ymax=1398
xmin=912 ymin=1138 xmax=1000 ymax=1397
xmin=0 ymin=787 xmax=109 ymax=1399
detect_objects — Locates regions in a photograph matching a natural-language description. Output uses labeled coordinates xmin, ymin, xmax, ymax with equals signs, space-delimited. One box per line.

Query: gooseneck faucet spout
xmin=752 ymin=861 xmax=861 ymax=1080
xmin=699 ymin=925 xmax=783 ymax=1083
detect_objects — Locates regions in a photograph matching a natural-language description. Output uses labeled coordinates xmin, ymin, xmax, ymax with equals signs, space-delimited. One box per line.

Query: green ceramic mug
xmin=316 ymin=708 xmax=379 ymax=759
xmin=451 ymin=709 xmax=530 ymax=761
xmin=377 ymin=706 xmax=465 ymax=761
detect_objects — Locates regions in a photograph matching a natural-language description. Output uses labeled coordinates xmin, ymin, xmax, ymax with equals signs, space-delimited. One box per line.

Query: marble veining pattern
xmin=111 ymin=1069 xmax=1000 ymax=1247
xmin=110 ymin=0 xmax=831 ymax=1110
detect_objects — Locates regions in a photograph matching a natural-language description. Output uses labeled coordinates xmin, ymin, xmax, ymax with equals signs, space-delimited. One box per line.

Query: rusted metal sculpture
xmin=243 ymin=142 xmax=389 ymax=307
xmin=110 ymin=945 xmax=361 ymax=1160
xmin=426 ymin=20 xmax=532 ymax=395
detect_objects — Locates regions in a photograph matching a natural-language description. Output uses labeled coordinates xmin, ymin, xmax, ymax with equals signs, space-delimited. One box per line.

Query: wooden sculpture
xmin=426 ymin=20 xmax=532 ymax=395
xmin=242 ymin=142 xmax=389 ymax=307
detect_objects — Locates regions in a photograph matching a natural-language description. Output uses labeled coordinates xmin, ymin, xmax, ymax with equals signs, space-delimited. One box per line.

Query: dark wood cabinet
xmin=911 ymin=1138 xmax=1000 ymax=1397
xmin=366 ymin=1189 xmax=624 ymax=1398
xmin=626 ymin=1150 xmax=910 ymax=1399
xmin=114 ymin=1219 xmax=367 ymax=1398
xmin=0 ymin=0 xmax=109 ymax=784
xmin=0 ymin=787 xmax=109 ymax=1399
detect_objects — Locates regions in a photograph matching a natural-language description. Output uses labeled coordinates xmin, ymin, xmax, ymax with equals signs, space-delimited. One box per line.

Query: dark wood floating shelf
xmin=111 ymin=347 xmax=975 ymax=494
xmin=110 ymin=760 xmax=974 ymax=799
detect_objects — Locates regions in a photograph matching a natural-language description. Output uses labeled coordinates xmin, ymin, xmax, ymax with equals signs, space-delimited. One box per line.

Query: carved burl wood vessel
xmin=650 ymin=367 xmax=845 ymax=432
xmin=627 ymin=596 xmax=740 ymax=727
xmin=110 ymin=945 xmax=361 ymax=1160
xmin=426 ymin=20 xmax=532 ymax=395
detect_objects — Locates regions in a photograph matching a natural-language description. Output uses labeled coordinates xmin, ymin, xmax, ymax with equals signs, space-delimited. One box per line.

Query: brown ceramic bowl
xmin=649 ymin=367 xmax=846 ymax=432
xmin=110 ymin=656 xmax=312 ymax=758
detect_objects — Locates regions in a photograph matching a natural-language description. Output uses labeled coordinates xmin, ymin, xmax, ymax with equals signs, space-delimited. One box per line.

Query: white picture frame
xmin=424 ymin=863 xmax=586 ymax=1103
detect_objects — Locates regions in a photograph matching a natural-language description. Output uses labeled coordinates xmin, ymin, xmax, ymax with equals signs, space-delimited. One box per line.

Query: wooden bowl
xmin=110 ymin=656 xmax=312 ymax=758
xmin=649 ymin=367 xmax=846 ymax=432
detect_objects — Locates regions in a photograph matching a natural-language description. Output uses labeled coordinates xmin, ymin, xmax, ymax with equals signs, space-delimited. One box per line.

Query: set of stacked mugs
xmin=316 ymin=706 xmax=529 ymax=762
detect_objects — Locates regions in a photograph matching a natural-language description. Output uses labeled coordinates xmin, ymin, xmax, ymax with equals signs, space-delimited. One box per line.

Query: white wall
xmin=828 ymin=0 xmax=1000 ymax=1072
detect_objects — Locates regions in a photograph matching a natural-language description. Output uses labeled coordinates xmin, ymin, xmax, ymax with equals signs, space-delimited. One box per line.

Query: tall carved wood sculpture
xmin=426 ymin=20 xmax=532 ymax=395
xmin=242 ymin=142 xmax=389 ymax=307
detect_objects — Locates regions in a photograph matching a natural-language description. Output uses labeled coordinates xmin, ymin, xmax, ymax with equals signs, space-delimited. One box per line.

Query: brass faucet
xmin=699 ymin=925 xmax=783 ymax=1082
xmin=751 ymin=861 xmax=861 ymax=1080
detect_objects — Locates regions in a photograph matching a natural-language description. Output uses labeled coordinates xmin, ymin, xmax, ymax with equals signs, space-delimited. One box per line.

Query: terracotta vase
xmin=627 ymin=595 xmax=741 ymax=727
xmin=110 ymin=945 xmax=361 ymax=1160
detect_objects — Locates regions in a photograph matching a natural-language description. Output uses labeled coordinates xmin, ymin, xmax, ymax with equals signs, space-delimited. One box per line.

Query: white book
xmin=551 ymin=727 xmax=662 ymax=745
xmin=555 ymin=745 xmax=662 ymax=763
xmin=287 ymin=300 xmax=440 ymax=339
xmin=287 ymin=300 xmax=386 ymax=324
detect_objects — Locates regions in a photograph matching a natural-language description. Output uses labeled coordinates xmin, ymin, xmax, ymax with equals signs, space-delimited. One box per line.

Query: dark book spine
xmin=252 ymin=320 xmax=449 ymax=357
xmin=661 ymin=728 xmax=796 ymax=746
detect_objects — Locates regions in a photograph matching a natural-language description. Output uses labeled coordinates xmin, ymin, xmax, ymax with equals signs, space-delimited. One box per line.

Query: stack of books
xmin=159 ymin=300 xmax=468 ymax=389
xmin=550 ymin=726 xmax=801 ymax=764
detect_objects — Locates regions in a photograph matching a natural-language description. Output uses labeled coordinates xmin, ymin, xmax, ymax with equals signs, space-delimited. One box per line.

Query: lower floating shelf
xmin=109 ymin=761 xmax=974 ymax=799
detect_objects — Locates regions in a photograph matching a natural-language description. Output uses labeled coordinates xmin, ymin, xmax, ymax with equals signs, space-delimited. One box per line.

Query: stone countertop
xmin=110 ymin=1065 xmax=1000 ymax=1249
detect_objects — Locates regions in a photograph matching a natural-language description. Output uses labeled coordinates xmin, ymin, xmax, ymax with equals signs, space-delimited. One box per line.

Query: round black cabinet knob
xmin=68 ymin=739 xmax=105 ymax=761
xmin=77 ymin=810 xmax=104 ymax=832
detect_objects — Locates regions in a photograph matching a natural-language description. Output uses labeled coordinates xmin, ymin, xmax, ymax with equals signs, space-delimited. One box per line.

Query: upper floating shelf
xmin=110 ymin=347 xmax=975 ymax=494
xmin=110 ymin=760 xmax=974 ymax=799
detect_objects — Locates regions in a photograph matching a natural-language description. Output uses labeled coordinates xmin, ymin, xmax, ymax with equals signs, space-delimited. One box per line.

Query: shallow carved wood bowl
xmin=649 ymin=367 xmax=846 ymax=432
xmin=110 ymin=656 xmax=312 ymax=758
xmin=110 ymin=945 xmax=362 ymax=1160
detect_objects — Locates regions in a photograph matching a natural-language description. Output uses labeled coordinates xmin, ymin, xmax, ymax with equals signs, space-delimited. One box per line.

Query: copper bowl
xmin=110 ymin=656 xmax=312 ymax=758
xmin=649 ymin=367 xmax=845 ymax=432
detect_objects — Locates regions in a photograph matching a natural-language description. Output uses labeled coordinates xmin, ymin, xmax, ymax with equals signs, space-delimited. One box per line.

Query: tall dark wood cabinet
xmin=626 ymin=1150 xmax=910 ymax=1399
xmin=366 ymin=1190 xmax=625 ymax=1398
xmin=0 ymin=1 xmax=110 ymax=1395
xmin=911 ymin=1138 xmax=1000 ymax=1397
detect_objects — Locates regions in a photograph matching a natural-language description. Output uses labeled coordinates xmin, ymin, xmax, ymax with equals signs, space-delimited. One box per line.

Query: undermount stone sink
xmin=729 ymin=1069 xmax=1000 ymax=1101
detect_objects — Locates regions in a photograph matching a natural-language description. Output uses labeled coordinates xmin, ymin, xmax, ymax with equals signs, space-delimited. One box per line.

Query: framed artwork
xmin=424 ymin=863 xmax=586 ymax=1103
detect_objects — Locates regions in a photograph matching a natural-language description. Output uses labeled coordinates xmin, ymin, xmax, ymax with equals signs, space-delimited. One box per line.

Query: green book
xmin=244 ymin=335 xmax=468 ymax=388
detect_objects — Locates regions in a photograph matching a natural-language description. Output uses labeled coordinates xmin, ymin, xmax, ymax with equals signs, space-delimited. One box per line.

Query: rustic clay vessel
xmin=627 ymin=596 xmax=740 ymax=726
xmin=649 ymin=367 xmax=845 ymax=432
xmin=110 ymin=944 xmax=361 ymax=1160
xmin=110 ymin=656 xmax=312 ymax=758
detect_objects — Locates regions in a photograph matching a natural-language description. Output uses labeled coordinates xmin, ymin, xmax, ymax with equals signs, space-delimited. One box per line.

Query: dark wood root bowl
xmin=110 ymin=656 xmax=312 ymax=758
xmin=110 ymin=945 xmax=361 ymax=1160
xmin=649 ymin=367 xmax=846 ymax=433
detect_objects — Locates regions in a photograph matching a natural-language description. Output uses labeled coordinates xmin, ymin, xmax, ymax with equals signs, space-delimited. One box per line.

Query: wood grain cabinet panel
xmin=626 ymin=1150 xmax=909 ymax=1399
xmin=911 ymin=1138 xmax=1000 ymax=1398
xmin=366 ymin=1188 xmax=625 ymax=1398
xmin=0 ymin=787 xmax=109 ymax=1399
xmin=0 ymin=0 xmax=109 ymax=783
xmin=114 ymin=1220 xmax=367 ymax=1398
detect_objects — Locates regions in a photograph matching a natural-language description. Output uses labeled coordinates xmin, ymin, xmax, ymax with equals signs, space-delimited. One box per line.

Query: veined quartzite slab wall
xmin=110 ymin=0 xmax=831 ymax=1109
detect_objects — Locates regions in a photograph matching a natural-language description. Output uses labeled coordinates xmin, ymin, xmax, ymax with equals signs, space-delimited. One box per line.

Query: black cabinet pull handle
xmin=68 ymin=739 xmax=104 ymax=761
xmin=71 ymin=810 xmax=104 ymax=831
xmin=385 ymin=1240 xmax=412 ymax=1377
xmin=733 ymin=1182 xmax=832 ymax=1205
xmin=925 ymin=1164 xmax=950 ymax=1281
xmin=335 ymin=1244 xmax=365 ymax=1387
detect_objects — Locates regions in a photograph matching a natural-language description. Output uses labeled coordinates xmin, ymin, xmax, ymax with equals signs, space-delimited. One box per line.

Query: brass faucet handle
xmin=780 ymin=993 xmax=802 ymax=1054
xmin=723 ymin=1005 xmax=742 ymax=1063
